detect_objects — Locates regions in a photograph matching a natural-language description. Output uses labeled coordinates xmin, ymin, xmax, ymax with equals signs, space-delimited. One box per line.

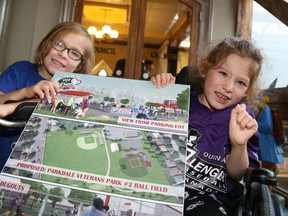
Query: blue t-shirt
xmin=185 ymin=91 xmax=260 ymax=203
xmin=0 ymin=60 xmax=45 ymax=170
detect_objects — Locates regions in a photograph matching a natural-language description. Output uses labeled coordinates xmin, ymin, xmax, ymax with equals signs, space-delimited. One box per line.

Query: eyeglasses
xmin=52 ymin=41 xmax=83 ymax=61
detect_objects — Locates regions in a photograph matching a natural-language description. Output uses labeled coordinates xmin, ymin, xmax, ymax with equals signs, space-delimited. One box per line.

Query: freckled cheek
xmin=234 ymin=91 xmax=246 ymax=102
xmin=205 ymin=77 xmax=221 ymax=89
xmin=67 ymin=62 xmax=80 ymax=72
xmin=46 ymin=49 xmax=58 ymax=58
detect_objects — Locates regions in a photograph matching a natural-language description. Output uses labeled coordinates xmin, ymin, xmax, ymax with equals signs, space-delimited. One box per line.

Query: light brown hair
xmin=34 ymin=21 xmax=95 ymax=74
xmin=200 ymin=37 xmax=263 ymax=112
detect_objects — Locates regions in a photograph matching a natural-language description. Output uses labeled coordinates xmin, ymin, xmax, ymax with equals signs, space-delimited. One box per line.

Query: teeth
xmin=216 ymin=92 xmax=228 ymax=100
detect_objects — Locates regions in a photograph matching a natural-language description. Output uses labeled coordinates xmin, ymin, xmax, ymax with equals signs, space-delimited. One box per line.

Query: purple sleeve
xmin=247 ymin=132 xmax=260 ymax=167
xmin=224 ymin=132 xmax=260 ymax=168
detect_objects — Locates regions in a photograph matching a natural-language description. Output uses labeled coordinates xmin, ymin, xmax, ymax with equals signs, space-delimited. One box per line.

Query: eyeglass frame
xmin=52 ymin=40 xmax=84 ymax=61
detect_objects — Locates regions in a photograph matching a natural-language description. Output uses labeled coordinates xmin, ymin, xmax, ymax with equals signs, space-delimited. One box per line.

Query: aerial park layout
xmin=2 ymin=72 xmax=190 ymax=207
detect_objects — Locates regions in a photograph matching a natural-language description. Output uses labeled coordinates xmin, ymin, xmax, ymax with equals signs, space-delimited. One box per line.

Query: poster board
xmin=1 ymin=72 xmax=190 ymax=213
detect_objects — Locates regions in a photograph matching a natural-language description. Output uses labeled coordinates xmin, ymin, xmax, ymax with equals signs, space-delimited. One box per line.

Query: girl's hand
xmin=229 ymin=104 xmax=258 ymax=147
xmin=150 ymin=73 xmax=175 ymax=88
xmin=25 ymin=80 xmax=59 ymax=101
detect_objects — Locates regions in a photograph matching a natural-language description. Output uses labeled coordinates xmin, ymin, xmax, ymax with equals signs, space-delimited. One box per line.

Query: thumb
xmin=168 ymin=73 xmax=176 ymax=84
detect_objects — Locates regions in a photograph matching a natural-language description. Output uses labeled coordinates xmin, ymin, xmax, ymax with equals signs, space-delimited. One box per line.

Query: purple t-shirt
xmin=185 ymin=91 xmax=260 ymax=202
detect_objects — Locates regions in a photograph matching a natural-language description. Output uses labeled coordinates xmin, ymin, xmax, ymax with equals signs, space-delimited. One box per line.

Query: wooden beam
xmin=125 ymin=0 xmax=147 ymax=79
xmin=178 ymin=0 xmax=201 ymax=65
xmin=236 ymin=0 xmax=253 ymax=39
xmin=179 ymin=0 xmax=195 ymax=8
xmin=74 ymin=0 xmax=84 ymax=23
xmin=169 ymin=13 xmax=191 ymax=44
xmin=189 ymin=1 xmax=201 ymax=66
xmin=255 ymin=0 xmax=288 ymax=26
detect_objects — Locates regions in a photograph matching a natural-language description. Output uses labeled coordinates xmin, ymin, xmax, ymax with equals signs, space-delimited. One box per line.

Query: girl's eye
xmin=219 ymin=71 xmax=228 ymax=77
xmin=238 ymin=80 xmax=247 ymax=87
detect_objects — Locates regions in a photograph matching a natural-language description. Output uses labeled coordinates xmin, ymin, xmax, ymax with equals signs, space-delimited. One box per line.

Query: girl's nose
xmin=222 ymin=79 xmax=234 ymax=92
xmin=58 ymin=49 xmax=69 ymax=59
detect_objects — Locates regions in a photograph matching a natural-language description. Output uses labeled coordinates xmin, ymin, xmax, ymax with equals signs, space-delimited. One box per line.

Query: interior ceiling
xmin=82 ymin=0 xmax=190 ymax=46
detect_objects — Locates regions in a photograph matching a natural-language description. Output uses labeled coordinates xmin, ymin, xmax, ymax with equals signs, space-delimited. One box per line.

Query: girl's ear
xmin=198 ymin=59 xmax=207 ymax=78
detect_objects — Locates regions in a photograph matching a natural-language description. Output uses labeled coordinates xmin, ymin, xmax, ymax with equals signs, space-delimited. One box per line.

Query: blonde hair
xmin=201 ymin=37 xmax=263 ymax=112
xmin=34 ymin=22 xmax=95 ymax=74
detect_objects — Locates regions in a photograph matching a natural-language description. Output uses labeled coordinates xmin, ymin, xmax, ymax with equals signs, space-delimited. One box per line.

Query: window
xmin=252 ymin=2 xmax=288 ymax=88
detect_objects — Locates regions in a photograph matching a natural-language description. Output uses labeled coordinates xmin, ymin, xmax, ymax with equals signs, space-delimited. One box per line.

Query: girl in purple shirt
xmin=151 ymin=37 xmax=263 ymax=215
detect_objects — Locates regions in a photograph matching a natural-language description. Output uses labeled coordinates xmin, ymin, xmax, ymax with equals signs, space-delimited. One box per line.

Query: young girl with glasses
xmin=0 ymin=21 xmax=95 ymax=169
xmin=151 ymin=37 xmax=263 ymax=216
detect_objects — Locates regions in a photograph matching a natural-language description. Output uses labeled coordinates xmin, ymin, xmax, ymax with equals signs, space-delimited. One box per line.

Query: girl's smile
xmin=199 ymin=54 xmax=251 ymax=110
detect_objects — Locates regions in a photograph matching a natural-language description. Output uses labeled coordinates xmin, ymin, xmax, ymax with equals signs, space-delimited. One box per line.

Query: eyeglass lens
xmin=53 ymin=41 xmax=83 ymax=61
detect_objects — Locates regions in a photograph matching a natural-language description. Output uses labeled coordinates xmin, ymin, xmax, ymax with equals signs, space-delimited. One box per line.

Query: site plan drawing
xmin=2 ymin=72 xmax=190 ymax=207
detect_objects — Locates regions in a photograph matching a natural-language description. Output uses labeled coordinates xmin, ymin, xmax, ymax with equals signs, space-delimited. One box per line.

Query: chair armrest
xmin=0 ymin=118 xmax=27 ymax=127
xmin=4 ymin=101 xmax=37 ymax=121
xmin=245 ymin=167 xmax=278 ymax=186
xmin=0 ymin=101 xmax=37 ymax=127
